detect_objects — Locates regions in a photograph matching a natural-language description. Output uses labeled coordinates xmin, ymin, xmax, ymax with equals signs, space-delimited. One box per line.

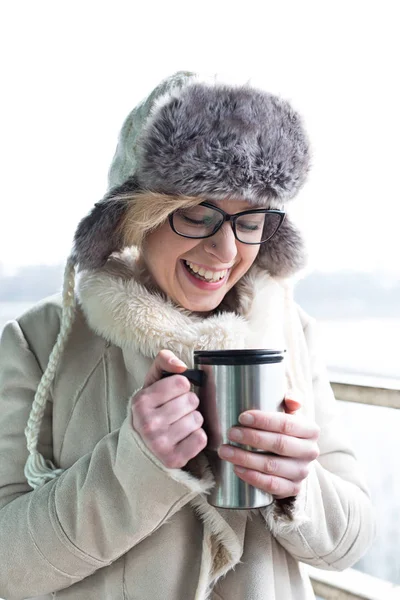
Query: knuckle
xmin=141 ymin=417 xmax=159 ymax=437
xmin=269 ymin=476 xmax=281 ymax=495
xmin=163 ymin=454 xmax=178 ymax=469
xmin=192 ymin=410 xmax=204 ymax=427
xmin=152 ymin=435 xmax=171 ymax=457
xmin=292 ymin=482 xmax=302 ymax=496
xmin=132 ymin=389 xmax=146 ymax=409
xmin=251 ymin=429 xmax=263 ymax=449
xmin=298 ymin=463 xmax=310 ymax=479
xmin=281 ymin=416 xmax=295 ymax=436
xmin=174 ymin=374 xmax=191 ymax=393
xmin=273 ymin=434 xmax=287 ymax=455
xmin=188 ymin=392 xmax=199 ymax=408
xmin=308 ymin=444 xmax=320 ymax=461
xmin=194 ymin=428 xmax=208 ymax=450
xmin=242 ymin=451 xmax=254 ymax=469
xmin=260 ymin=414 xmax=272 ymax=431
xmin=251 ymin=470 xmax=264 ymax=489
xmin=263 ymin=456 xmax=278 ymax=474
xmin=313 ymin=424 xmax=321 ymax=439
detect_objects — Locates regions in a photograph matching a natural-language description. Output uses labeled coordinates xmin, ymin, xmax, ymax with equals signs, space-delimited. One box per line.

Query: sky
xmin=0 ymin=0 xmax=399 ymax=276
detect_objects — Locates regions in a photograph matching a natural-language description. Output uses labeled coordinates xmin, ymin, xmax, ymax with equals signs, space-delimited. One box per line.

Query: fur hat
xmin=72 ymin=71 xmax=310 ymax=276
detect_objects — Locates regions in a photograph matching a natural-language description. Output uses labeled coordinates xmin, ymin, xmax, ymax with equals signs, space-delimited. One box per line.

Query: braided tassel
xmin=24 ymin=258 xmax=76 ymax=489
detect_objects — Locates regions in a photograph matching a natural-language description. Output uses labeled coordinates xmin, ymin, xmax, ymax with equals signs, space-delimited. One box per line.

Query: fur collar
xmin=76 ymin=247 xmax=313 ymax=420
xmin=77 ymin=248 xmax=288 ymax=367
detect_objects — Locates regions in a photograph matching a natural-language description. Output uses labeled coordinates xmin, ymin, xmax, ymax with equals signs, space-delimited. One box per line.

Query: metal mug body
xmin=194 ymin=350 xmax=286 ymax=509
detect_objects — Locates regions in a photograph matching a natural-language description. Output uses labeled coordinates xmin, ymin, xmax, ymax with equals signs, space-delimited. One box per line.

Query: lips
xmin=180 ymin=260 xmax=229 ymax=290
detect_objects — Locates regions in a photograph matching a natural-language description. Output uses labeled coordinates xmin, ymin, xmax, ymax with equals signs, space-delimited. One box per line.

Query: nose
xmin=206 ymin=222 xmax=238 ymax=263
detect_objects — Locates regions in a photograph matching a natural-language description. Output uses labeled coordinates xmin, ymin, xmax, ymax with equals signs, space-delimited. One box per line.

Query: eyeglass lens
xmin=172 ymin=205 xmax=282 ymax=243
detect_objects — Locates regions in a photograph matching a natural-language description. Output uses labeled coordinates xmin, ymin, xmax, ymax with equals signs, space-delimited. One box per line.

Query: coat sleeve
xmin=261 ymin=313 xmax=376 ymax=571
xmin=0 ymin=319 xmax=211 ymax=599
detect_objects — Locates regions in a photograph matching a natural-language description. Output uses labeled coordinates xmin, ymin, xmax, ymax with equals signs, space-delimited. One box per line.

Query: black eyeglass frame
xmin=169 ymin=201 xmax=286 ymax=245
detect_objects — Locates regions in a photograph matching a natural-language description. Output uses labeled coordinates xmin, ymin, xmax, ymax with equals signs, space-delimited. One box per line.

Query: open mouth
xmin=183 ymin=260 xmax=228 ymax=283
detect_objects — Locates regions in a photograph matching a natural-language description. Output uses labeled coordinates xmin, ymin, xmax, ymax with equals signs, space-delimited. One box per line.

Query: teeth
xmin=185 ymin=261 xmax=227 ymax=282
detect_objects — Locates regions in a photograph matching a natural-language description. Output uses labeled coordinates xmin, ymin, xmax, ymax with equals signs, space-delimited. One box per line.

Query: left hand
xmin=217 ymin=396 xmax=320 ymax=499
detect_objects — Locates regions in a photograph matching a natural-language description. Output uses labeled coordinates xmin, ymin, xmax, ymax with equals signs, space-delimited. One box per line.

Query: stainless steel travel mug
xmin=193 ymin=349 xmax=286 ymax=509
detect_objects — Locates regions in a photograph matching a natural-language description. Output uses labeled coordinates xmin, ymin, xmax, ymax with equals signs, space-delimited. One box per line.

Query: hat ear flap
xmin=256 ymin=216 xmax=306 ymax=278
xmin=72 ymin=197 xmax=129 ymax=270
xmin=71 ymin=177 xmax=140 ymax=270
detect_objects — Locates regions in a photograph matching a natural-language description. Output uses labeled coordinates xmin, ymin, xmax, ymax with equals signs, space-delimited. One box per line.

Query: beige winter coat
xmin=0 ymin=256 xmax=375 ymax=599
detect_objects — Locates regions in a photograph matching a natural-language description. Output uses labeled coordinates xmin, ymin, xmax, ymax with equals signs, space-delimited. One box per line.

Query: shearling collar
xmin=76 ymin=248 xmax=288 ymax=367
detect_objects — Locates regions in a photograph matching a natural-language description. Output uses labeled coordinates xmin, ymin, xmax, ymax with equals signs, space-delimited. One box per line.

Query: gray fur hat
xmin=73 ymin=71 xmax=310 ymax=277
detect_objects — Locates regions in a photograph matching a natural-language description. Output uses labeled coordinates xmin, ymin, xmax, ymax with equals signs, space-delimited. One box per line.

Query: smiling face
xmin=140 ymin=199 xmax=261 ymax=312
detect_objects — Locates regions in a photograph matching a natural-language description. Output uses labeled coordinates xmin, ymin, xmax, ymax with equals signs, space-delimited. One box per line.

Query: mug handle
xmin=161 ymin=369 xmax=205 ymax=387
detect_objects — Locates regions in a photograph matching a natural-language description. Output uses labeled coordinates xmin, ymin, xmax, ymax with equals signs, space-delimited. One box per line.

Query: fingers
xmin=142 ymin=349 xmax=187 ymax=388
xmin=217 ymin=408 xmax=320 ymax=500
xmin=227 ymin=425 xmax=319 ymax=460
xmin=218 ymin=446 xmax=310 ymax=482
xmin=165 ymin=410 xmax=204 ymax=447
xmin=131 ymin=349 xmax=207 ymax=468
xmin=238 ymin=410 xmax=320 ymax=441
xmin=164 ymin=429 xmax=208 ymax=469
xmin=135 ymin=373 xmax=191 ymax=411
xmin=232 ymin=466 xmax=302 ymax=499
xmin=147 ymin=413 xmax=207 ymax=470
xmin=158 ymin=392 xmax=200 ymax=425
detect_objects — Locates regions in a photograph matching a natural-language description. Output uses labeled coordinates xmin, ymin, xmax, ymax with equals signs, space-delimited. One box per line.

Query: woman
xmin=0 ymin=72 xmax=374 ymax=599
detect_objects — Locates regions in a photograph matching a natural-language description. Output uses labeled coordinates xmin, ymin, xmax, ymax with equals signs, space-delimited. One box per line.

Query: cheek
xmin=143 ymin=229 xmax=200 ymax=279
xmin=241 ymin=246 xmax=260 ymax=270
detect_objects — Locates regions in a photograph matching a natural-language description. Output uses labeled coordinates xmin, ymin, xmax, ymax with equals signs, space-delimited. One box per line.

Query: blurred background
xmin=0 ymin=0 xmax=399 ymax=590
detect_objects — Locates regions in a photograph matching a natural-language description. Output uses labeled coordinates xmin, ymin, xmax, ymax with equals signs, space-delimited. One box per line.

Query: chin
xmin=180 ymin=295 xmax=224 ymax=313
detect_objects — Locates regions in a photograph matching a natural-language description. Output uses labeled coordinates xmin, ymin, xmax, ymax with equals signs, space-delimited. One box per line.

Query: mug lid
xmin=194 ymin=349 xmax=285 ymax=365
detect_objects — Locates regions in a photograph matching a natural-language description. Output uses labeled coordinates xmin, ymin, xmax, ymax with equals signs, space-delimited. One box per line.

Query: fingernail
xmin=169 ymin=357 xmax=187 ymax=367
xmin=228 ymin=428 xmax=243 ymax=441
xmin=239 ymin=413 xmax=254 ymax=425
xmin=218 ymin=446 xmax=234 ymax=458
xmin=234 ymin=466 xmax=247 ymax=474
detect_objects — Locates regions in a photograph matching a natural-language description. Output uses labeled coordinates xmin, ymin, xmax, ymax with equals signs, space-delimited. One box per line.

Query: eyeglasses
xmin=169 ymin=202 xmax=285 ymax=245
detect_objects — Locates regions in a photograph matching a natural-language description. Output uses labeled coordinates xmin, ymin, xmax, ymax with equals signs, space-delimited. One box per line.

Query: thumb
xmin=284 ymin=395 xmax=302 ymax=415
xmin=143 ymin=349 xmax=187 ymax=388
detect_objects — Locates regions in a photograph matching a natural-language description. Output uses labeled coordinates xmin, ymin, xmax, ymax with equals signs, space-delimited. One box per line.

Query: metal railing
xmin=309 ymin=376 xmax=400 ymax=600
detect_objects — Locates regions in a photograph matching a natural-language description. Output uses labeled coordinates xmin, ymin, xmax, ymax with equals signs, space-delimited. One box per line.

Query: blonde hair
xmin=117 ymin=191 xmax=204 ymax=248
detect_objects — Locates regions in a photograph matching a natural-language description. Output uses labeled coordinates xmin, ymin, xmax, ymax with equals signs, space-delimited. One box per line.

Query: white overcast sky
xmin=0 ymin=0 xmax=399 ymax=275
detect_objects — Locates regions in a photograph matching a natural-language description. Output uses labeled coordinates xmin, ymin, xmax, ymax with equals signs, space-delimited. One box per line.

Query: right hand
xmin=131 ymin=350 xmax=207 ymax=469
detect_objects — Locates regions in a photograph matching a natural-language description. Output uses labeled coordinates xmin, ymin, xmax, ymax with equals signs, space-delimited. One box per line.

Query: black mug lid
xmin=194 ymin=349 xmax=285 ymax=365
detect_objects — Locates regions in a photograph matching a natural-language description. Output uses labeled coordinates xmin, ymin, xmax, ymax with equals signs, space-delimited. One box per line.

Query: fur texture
xmin=138 ymin=82 xmax=310 ymax=204
xmin=76 ymin=249 xmax=287 ymax=366
xmin=257 ymin=215 xmax=307 ymax=277
xmin=72 ymin=178 xmax=139 ymax=270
